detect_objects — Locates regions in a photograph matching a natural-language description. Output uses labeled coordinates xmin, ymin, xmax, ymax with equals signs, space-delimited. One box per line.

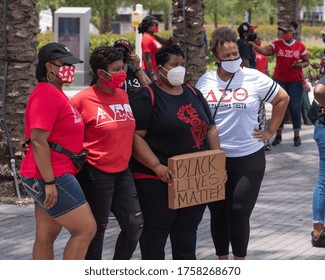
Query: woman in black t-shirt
xmin=130 ymin=44 xmax=220 ymax=260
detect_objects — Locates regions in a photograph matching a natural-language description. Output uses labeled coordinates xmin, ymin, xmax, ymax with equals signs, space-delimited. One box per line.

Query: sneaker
xmin=294 ymin=136 xmax=301 ymax=146
xmin=311 ymin=231 xmax=325 ymax=247
xmin=271 ymin=136 xmax=282 ymax=146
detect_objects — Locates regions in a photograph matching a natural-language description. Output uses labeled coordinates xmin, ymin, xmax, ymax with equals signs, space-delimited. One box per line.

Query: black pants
xmin=208 ymin=148 xmax=265 ymax=257
xmin=135 ymin=178 xmax=206 ymax=260
xmin=77 ymin=164 xmax=143 ymax=260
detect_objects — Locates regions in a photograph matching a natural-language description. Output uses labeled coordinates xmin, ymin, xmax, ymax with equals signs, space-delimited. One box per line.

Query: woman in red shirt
xmin=251 ymin=22 xmax=310 ymax=146
xmin=20 ymin=42 xmax=96 ymax=259
xmin=138 ymin=15 xmax=162 ymax=81
xmin=70 ymin=46 xmax=143 ymax=260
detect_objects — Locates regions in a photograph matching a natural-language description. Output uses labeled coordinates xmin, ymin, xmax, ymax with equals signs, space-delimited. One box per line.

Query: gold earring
xmin=46 ymin=71 xmax=56 ymax=82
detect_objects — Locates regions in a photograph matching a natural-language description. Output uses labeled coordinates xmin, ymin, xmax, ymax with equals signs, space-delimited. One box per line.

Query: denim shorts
xmin=21 ymin=173 xmax=86 ymax=218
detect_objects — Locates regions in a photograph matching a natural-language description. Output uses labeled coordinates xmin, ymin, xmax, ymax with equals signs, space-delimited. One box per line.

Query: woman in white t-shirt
xmin=196 ymin=26 xmax=289 ymax=260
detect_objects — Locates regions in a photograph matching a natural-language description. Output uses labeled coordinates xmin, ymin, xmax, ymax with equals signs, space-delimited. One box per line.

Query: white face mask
xmin=219 ymin=57 xmax=242 ymax=74
xmin=160 ymin=65 xmax=186 ymax=86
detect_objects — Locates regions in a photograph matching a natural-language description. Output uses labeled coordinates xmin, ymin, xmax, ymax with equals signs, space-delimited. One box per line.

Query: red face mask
xmin=151 ymin=26 xmax=159 ymax=33
xmin=101 ymin=70 xmax=127 ymax=89
xmin=282 ymin=33 xmax=293 ymax=41
xmin=57 ymin=65 xmax=75 ymax=84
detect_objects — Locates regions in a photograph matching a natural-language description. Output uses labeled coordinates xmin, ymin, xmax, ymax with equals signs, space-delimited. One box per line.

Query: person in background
xmin=250 ymin=21 xmax=310 ymax=147
xmin=113 ymin=39 xmax=151 ymax=96
xmin=237 ymin=22 xmax=258 ymax=68
xmin=237 ymin=22 xmax=271 ymax=151
xmin=196 ymin=26 xmax=289 ymax=259
xmin=20 ymin=42 xmax=96 ymax=259
xmin=130 ymin=44 xmax=220 ymax=260
xmin=254 ymin=37 xmax=269 ymax=76
xmin=71 ymin=46 xmax=143 ymax=260
xmin=137 ymin=15 xmax=162 ymax=81
xmin=90 ymin=39 xmax=151 ymax=96
xmin=310 ymin=74 xmax=325 ymax=247
xmin=310 ymin=27 xmax=325 ymax=81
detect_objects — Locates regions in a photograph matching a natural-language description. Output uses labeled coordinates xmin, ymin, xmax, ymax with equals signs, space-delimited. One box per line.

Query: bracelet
xmin=135 ymin=68 xmax=142 ymax=73
xmin=44 ymin=180 xmax=55 ymax=185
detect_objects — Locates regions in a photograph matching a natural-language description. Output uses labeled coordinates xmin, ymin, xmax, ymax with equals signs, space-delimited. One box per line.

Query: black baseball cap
xmin=38 ymin=42 xmax=83 ymax=64
xmin=237 ymin=22 xmax=258 ymax=34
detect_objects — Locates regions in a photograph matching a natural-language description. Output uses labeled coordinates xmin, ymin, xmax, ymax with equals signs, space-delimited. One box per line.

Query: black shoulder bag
xmin=48 ymin=142 xmax=88 ymax=172
xmin=24 ymin=139 xmax=88 ymax=172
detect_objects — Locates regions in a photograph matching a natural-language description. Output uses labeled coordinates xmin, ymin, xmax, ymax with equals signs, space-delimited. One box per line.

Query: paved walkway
xmin=0 ymin=123 xmax=324 ymax=260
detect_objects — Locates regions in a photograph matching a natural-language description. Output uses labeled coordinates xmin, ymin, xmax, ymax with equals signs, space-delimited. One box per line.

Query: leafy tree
xmin=277 ymin=0 xmax=302 ymax=37
xmin=204 ymin=0 xmax=278 ymax=26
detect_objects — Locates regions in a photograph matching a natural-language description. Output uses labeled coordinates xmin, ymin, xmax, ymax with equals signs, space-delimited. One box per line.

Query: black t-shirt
xmin=237 ymin=38 xmax=256 ymax=69
xmin=124 ymin=65 xmax=143 ymax=97
xmin=129 ymin=82 xmax=215 ymax=175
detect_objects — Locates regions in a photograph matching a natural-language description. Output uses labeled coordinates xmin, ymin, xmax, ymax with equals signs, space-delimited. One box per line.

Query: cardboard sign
xmin=167 ymin=149 xmax=226 ymax=209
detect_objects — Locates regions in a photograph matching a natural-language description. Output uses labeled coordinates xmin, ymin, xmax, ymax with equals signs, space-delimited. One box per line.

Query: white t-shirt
xmin=196 ymin=67 xmax=280 ymax=157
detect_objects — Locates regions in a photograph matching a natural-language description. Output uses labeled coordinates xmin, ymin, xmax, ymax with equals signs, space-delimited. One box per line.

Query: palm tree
xmin=171 ymin=0 xmax=206 ymax=85
xmin=277 ymin=0 xmax=302 ymax=37
xmin=0 ymin=0 xmax=38 ymax=200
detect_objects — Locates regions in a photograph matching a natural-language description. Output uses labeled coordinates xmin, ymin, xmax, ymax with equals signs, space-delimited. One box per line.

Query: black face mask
xmin=322 ymin=36 xmax=325 ymax=44
xmin=247 ymin=33 xmax=257 ymax=42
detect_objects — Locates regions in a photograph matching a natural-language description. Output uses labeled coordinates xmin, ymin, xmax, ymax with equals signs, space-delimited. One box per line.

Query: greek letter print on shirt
xmin=70 ymin=87 xmax=136 ymax=173
xmin=195 ymin=67 xmax=280 ymax=158
xmin=96 ymin=104 xmax=134 ymax=126
xmin=177 ymin=104 xmax=208 ymax=149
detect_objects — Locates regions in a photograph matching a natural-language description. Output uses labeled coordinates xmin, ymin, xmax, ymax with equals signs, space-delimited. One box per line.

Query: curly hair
xmin=89 ymin=46 xmax=123 ymax=79
xmin=155 ymin=44 xmax=184 ymax=67
xmin=210 ymin=26 xmax=237 ymax=56
xmin=138 ymin=15 xmax=157 ymax=34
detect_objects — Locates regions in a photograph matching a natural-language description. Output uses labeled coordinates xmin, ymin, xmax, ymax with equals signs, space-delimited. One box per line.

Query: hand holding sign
xmin=168 ymin=149 xmax=227 ymax=209
xmin=153 ymin=163 xmax=175 ymax=184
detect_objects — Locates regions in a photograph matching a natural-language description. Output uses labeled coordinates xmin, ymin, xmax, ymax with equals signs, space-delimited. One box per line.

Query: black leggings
xmin=208 ymin=148 xmax=265 ymax=257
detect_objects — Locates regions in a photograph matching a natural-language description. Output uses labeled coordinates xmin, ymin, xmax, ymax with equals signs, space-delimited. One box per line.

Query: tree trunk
xmin=100 ymin=14 xmax=113 ymax=33
xmin=172 ymin=0 xmax=206 ymax=85
xmin=0 ymin=0 xmax=38 ymax=198
xmin=277 ymin=0 xmax=302 ymax=38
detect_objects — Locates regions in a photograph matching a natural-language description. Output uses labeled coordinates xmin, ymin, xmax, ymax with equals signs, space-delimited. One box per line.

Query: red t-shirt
xmin=70 ymin=86 xmax=135 ymax=173
xmin=255 ymin=51 xmax=268 ymax=74
xmin=20 ymin=82 xmax=84 ymax=178
xmin=141 ymin=33 xmax=162 ymax=72
xmin=270 ymin=39 xmax=308 ymax=82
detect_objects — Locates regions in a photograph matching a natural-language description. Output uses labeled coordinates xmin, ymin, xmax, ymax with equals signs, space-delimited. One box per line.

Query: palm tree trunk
xmin=277 ymin=0 xmax=302 ymax=37
xmin=172 ymin=0 xmax=206 ymax=85
xmin=0 ymin=0 xmax=38 ymax=198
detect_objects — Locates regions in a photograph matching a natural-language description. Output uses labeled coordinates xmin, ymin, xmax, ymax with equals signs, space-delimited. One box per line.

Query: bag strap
xmin=184 ymin=83 xmax=198 ymax=96
xmin=24 ymin=138 xmax=82 ymax=157
xmin=213 ymin=73 xmax=235 ymax=119
xmin=48 ymin=142 xmax=75 ymax=157
xmin=146 ymin=83 xmax=198 ymax=108
xmin=146 ymin=85 xmax=155 ymax=107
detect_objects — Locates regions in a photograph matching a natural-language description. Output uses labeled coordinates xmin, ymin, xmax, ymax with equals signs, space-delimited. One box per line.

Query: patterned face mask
xmin=56 ymin=65 xmax=76 ymax=83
